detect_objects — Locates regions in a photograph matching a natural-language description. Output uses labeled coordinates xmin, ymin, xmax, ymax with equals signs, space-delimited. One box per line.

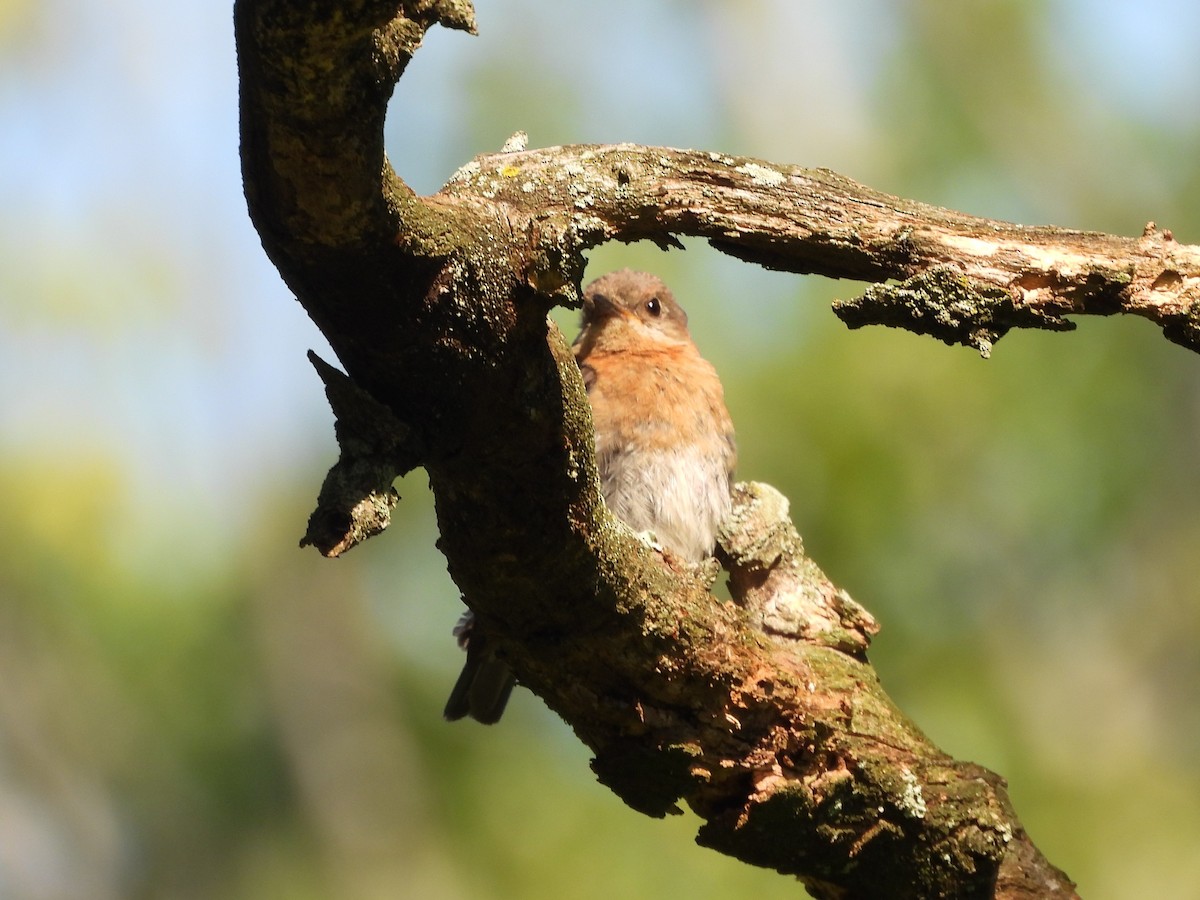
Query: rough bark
xmin=232 ymin=1 xmax=1195 ymax=896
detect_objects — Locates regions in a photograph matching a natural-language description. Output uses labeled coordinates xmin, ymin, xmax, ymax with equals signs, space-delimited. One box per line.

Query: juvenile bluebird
xmin=444 ymin=269 xmax=737 ymax=723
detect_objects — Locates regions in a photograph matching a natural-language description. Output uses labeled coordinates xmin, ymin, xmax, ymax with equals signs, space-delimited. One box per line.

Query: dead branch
xmin=225 ymin=1 xmax=1200 ymax=895
xmin=444 ymin=142 xmax=1199 ymax=358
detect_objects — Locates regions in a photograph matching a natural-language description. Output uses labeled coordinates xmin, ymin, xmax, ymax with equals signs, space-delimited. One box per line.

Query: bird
xmin=443 ymin=269 xmax=737 ymax=724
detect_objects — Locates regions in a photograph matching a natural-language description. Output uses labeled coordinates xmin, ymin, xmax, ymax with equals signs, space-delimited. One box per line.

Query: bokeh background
xmin=3 ymin=0 xmax=1199 ymax=897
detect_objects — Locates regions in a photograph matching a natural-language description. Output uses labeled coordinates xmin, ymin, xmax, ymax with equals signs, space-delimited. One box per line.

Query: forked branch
xmin=232 ymin=1 xmax=1193 ymax=896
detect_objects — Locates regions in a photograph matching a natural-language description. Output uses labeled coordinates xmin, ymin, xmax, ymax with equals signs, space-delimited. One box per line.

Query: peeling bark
xmin=224 ymin=1 xmax=1200 ymax=895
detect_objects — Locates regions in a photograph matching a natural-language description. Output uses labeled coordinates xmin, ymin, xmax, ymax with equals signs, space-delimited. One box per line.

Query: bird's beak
xmin=584 ymin=293 xmax=623 ymax=321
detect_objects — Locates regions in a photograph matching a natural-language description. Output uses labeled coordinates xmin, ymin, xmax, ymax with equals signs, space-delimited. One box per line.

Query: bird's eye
xmin=645 ymin=298 xmax=661 ymax=317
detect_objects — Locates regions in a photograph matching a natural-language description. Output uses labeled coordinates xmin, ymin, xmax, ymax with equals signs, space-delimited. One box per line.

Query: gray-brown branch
xmin=230 ymin=0 xmax=1199 ymax=896
xmin=443 ymin=142 xmax=1200 ymax=357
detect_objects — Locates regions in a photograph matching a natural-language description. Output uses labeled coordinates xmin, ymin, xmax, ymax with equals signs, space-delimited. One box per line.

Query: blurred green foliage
xmin=2 ymin=1 xmax=1199 ymax=898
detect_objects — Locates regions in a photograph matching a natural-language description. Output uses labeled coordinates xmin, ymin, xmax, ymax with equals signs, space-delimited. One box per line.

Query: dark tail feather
xmin=444 ymin=618 xmax=516 ymax=724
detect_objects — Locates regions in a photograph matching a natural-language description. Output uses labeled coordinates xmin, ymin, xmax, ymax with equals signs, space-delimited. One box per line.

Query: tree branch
xmin=227 ymin=1 xmax=1200 ymax=895
xmin=443 ymin=143 xmax=1200 ymax=356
